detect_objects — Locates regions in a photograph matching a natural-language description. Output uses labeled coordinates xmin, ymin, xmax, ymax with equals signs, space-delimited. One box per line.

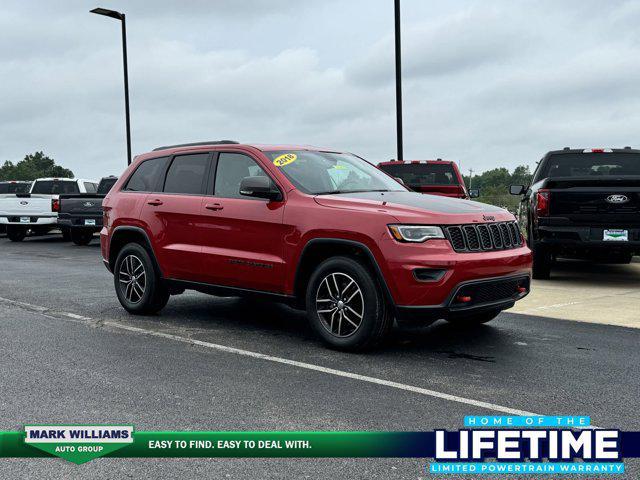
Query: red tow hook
xmin=517 ymin=286 xmax=527 ymax=294
xmin=456 ymin=295 xmax=472 ymax=303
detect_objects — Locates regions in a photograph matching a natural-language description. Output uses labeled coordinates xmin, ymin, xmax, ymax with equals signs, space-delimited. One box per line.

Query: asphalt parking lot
xmin=0 ymin=233 xmax=638 ymax=479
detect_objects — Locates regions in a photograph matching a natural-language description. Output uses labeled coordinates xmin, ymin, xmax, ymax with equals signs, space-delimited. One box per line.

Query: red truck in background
xmin=378 ymin=160 xmax=476 ymax=199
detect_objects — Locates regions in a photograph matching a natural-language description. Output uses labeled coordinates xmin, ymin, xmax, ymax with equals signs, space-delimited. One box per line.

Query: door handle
xmin=147 ymin=199 xmax=163 ymax=206
xmin=205 ymin=203 xmax=224 ymax=211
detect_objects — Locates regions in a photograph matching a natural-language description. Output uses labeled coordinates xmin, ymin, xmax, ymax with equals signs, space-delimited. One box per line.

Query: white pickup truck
xmin=0 ymin=178 xmax=97 ymax=242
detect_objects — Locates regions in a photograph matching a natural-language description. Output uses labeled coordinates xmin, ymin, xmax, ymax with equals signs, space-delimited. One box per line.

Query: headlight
xmin=388 ymin=225 xmax=445 ymax=243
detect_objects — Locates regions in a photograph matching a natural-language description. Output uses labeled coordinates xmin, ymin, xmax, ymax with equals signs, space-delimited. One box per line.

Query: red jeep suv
xmin=101 ymin=141 xmax=532 ymax=351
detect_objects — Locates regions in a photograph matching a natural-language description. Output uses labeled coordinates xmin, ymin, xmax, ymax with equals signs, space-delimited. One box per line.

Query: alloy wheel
xmin=119 ymin=254 xmax=147 ymax=304
xmin=315 ymin=272 xmax=364 ymax=338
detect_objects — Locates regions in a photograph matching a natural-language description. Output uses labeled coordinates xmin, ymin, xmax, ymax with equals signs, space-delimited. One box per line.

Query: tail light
xmin=52 ymin=199 xmax=60 ymax=212
xmin=535 ymin=189 xmax=550 ymax=217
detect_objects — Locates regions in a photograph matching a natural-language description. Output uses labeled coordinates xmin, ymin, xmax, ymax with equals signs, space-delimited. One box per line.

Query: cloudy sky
xmin=2 ymin=0 xmax=640 ymax=179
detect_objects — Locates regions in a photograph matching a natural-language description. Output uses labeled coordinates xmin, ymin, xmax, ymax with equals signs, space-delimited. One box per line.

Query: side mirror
xmin=239 ymin=176 xmax=282 ymax=201
xmin=394 ymin=177 xmax=405 ymax=186
xmin=468 ymin=188 xmax=480 ymax=198
xmin=509 ymin=185 xmax=525 ymax=195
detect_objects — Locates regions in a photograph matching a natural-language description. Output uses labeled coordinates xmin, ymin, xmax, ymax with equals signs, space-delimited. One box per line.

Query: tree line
xmin=463 ymin=165 xmax=533 ymax=212
xmin=0 ymin=152 xmax=74 ymax=181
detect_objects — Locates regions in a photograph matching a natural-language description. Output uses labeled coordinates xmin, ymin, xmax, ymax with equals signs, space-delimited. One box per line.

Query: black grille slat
xmin=448 ymin=226 xmax=465 ymax=251
xmin=477 ymin=225 xmax=492 ymax=249
xmin=463 ymin=226 xmax=480 ymax=250
xmin=447 ymin=221 xmax=521 ymax=253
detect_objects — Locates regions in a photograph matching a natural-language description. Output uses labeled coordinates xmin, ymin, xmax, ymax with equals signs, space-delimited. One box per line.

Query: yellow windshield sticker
xmin=273 ymin=153 xmax=297 ymax=167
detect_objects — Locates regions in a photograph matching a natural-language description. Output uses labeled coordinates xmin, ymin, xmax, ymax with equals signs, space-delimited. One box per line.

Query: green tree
xmin=463 ymin=165 xmax=532 ymax=213
xmin=0 ymin=152 xmax=74 ymax=181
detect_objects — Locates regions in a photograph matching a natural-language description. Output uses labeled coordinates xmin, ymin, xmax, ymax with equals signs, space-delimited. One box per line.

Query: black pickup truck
xmin=510 ymin=147 xmax=640 ymax=278
xmin=58 ymin=176 xmax=118 ymax=245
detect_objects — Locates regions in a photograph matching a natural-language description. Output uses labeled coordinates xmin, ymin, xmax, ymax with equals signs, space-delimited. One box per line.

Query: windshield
xmin=0 ymin=182 xmax=30 ymax=194
xmin=378 ymin=163 xmax=459 ymax=187
xmin=31 ymin=180 xmax=79 ymax=195
xmin=539 ymin=153 xmax=640 ymax=180
xmin=264 ymin=150 xmax=406 ymax=195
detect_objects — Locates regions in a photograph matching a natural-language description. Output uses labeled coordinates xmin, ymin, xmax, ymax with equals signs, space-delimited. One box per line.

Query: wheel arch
xmin=109 ymin=226 xmax=162 ymax=276
xmin=293 ymin=238 xmax=395 ymax=309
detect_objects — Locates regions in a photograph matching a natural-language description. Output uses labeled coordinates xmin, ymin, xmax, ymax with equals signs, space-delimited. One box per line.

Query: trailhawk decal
xmin=273 ymin=153 xmax=297 ymax=167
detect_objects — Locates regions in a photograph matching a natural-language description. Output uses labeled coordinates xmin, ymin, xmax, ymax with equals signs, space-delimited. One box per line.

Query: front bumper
xmin=395 ymin=274 xmax=530 ymax=324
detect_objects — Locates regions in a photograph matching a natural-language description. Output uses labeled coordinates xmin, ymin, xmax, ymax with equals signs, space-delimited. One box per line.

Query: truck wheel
xmin=71 ymin=229 xmax=94 ymax=246
xmin=114 ymin=243 xmax=169 ymax=315
xmin=61 ymin=228 xmax=71 ymax=241
xmin=7 ymin=226 xmax=26 ymax=242
xmin=447 ymin=309 xmax=501 ymax=325
xmin=306 ymin=256 xmax=393 ymax=351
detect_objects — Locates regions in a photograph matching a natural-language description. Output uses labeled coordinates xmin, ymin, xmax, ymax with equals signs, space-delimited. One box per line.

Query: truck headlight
xmin=388 ymin=225 xmax=445 ymax=243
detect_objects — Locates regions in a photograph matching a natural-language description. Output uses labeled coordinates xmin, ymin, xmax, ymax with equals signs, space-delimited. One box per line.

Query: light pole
xmin=90 ymin=7 xmax=132 ymax=165
xmin=394 ymin=0 xmax=403 ymax=161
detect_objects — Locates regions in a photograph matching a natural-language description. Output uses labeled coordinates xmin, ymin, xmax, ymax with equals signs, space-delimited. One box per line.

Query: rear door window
xmin=31 ymin=180 xmax=80 ymax=195
xmin=124 ymin=157 xmax=169 ymax=192
xmin=163 ymin=154 xmax=210 ymax=195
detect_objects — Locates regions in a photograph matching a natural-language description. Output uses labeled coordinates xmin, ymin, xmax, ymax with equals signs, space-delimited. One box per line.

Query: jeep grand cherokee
xmin=101 ymin=141 xmax=532 ymax=351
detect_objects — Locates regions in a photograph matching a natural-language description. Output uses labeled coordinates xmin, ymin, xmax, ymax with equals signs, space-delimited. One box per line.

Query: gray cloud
xmin=1 ymin=0 xmax=640 ymax=180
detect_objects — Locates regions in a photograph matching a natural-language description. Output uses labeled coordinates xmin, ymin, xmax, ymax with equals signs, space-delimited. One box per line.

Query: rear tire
xmin=114 ymin=243 xmax=169 ymax=315
xmin=71 ymin=229 xmax=94 ymax=246
xmin=447 ymin=309 xmax=501 ymax=325
xmin=7 ymin=226 xmax=26 ymax=242
xmin=532 ymin=243 xmax=552 ymax=279
xmin=61 ymin=227 xmax=71 ymax=241
xmin=306 ymin=256 xmax=393 ymax=351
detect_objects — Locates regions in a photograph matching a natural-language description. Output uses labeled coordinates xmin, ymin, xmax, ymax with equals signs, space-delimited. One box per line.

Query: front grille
xmin=445 ymin=221 xmax=523 ymax=252
xmin=451 ymin=276 xmax=530 ymax=307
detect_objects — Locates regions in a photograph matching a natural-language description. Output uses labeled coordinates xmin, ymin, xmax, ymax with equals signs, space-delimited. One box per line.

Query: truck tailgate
xmin=0 ymin=196 xmax=53 ymax=217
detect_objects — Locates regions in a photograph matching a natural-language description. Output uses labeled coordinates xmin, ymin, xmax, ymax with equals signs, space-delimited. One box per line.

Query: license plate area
xmin=20 ymin=217 xmax=30 ymax=224
xmin=603 ymin=229 xmax=628 ymax=241
xmin=84 ymin=219 xmax=96 ymax=226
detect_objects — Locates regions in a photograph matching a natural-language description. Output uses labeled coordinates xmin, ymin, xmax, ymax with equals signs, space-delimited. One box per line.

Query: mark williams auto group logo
xmin=24 ymin=425 xmax=133 ymax=464
xmin=429 ymin=415 xmax=624 ymax=475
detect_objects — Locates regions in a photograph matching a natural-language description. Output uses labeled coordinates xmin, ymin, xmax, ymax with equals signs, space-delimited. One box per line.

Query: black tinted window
xmin=379 ymin=163 xmax=457 ymax=186
xmin=84 ymin=182 xmax=97 ymax=193
xmin=214 ymin=153 xmax=268 ymax=199
xmin=97 ymin=178 xmax=118 ymax=194
xmin=539 ymin=153 xmax=640 ymax=180
xmin=0 ymin=183 xmax=30 ymax=194
xmin=32 ymin=180 xmax=79 ymax=194
xmin=125 ymin=157 xmax=169 ymax=192
xmin=163 ymin=154 xmax=209 ymax=194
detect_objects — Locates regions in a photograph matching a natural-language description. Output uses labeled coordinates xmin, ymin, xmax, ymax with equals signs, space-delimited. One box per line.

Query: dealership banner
xmin=1 ymin=417 xmax=639 ymax=470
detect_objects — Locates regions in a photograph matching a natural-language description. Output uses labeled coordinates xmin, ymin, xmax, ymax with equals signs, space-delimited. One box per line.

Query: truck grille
xmin=446 ymin=221 xmax=523 ymax=252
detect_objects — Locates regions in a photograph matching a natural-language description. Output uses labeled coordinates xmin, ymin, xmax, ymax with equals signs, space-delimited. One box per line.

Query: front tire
xmin=114 ymin=243 xmax=169 ymax=315
xmin=306 ymin=256 xmax=392 ymax=351
xmin=7 ymin=226 xmax=26 ymax=242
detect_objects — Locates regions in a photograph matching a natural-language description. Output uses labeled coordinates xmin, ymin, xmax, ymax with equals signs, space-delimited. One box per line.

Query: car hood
xmin=313 ymin=191 xmax=514 ymax=224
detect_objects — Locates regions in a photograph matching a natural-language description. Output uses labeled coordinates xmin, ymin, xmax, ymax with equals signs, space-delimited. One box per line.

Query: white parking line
xmin=0 ymin=295 xmax=584 ymax=422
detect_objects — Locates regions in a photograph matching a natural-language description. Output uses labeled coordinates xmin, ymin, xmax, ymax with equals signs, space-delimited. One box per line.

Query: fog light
xmin=456 ymin=295 xmax=472 ymax=303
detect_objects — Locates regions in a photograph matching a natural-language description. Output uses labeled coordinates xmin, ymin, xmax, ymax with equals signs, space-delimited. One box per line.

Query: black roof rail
xmin=563 ymin=147 xmax=571 ymax=150
xmin=624 ymin=146 xmax=632 ymax=149
xmin=152 ymin=140 xmax=240 ymax=151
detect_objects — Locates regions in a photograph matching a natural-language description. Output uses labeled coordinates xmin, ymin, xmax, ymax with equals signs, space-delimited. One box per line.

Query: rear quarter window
xmin=124 ymin=157 xmax=170 ymax=192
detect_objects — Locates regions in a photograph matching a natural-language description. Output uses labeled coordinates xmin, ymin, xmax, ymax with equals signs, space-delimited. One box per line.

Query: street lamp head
xmin=90 ymin=7 xmax=123 ymax=20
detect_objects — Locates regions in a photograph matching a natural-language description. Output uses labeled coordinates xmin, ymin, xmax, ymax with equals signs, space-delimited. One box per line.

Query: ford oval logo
xmin=20 ymin=201 xmax=28 ymax=205
xmin=606 ymin=194 xmax=629 ymax=204
xmin=83 ymin=202 xmax=94 ymax=207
